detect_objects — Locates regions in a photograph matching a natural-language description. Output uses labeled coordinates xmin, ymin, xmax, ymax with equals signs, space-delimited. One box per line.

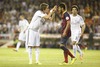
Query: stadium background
xmin=0 ymin=0 xmax=100 ymax=50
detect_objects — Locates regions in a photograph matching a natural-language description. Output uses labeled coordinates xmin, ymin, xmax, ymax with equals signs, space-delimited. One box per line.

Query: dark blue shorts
xmin=60 ymin=36 xmax=69 ymax=46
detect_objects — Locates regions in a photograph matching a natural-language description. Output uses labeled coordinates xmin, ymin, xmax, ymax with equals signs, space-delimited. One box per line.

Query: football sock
xmin=61 ymin=46 xmax=68 ymax=62
xmin=73 ymin=45 xmax=77 ymax=57
xmin=67 ymin=49 xmax=75 ymax=58
xmin=64 ymin=51 xmax=68 ymax=63
xmin=25 ymin=43 xmax=28 ymax=51
xmin=61 ymin=46 xmax=75 ymax=58
xmin=16 ymin=42 xmax=21 ymax=51
xmin=77 ymin=45 xmax=83 ymax=56
xmin=28 ymin=47 xmax=32 ymax=62
xmin=35 ymin=48 xmax=40 ymax=63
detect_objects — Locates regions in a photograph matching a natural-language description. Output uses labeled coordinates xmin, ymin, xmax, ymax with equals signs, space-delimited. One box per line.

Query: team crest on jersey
xmin=66 ymin=16 xmax=69 ymax=20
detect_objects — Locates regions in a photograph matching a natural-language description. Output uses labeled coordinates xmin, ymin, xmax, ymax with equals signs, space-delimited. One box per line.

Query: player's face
xmin=58 ymin=7 xmax=62 ymax=14
xmin=72 ymin=8 xmax=78 ymax=14
xmin=19 ymin=15 xmax=24 ymax=20
xmin=44 ymin=6 xmax=49 ymax=14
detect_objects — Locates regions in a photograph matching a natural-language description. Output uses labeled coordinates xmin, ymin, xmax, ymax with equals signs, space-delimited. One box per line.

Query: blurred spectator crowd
xmin=0 ymin=0 xmax=100 ymax=38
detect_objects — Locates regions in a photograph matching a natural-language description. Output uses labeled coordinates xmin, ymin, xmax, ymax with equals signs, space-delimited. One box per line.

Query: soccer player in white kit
xmin=70 ymin=5 xmax=85 ymax=62
xmin=26 ymin=3 xmax=57 ymax=64
xmin=14 ymin=14 xmax=29 ymax=52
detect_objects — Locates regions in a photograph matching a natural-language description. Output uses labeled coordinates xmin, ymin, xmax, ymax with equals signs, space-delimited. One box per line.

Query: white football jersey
xmin=28 ymin=10 xmax=47 ymax=31
xmin=19 ymin=19 xmax=29 ymax=32
xmin=70 ymin=14 xmax=85 ymax=33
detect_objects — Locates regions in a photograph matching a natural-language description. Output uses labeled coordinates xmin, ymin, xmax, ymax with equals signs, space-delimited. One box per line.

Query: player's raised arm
xmin=42 ymin=5 xmax=57 ymax=20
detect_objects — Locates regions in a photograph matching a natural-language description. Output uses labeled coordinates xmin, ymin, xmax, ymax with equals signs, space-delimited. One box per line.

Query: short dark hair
xmin=40 ymin=3 xmax=49 ymax=11
xmin=71 ymin=5 xmax=79 ymax=11
xmin=59 ymin=3 xmax=66 ymax=10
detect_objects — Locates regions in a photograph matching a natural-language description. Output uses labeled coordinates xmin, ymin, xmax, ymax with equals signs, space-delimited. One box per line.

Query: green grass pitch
xmin=0 ymin=48 xmax=100 ymax=67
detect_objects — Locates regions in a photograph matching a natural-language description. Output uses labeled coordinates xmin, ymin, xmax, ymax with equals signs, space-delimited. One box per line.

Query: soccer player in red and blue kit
xmin=58 ymin=3 xmax=76 ymax=65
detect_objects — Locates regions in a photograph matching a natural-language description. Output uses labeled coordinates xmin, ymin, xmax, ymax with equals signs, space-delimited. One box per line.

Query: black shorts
xmin=60 ymin=36 xmax=69 ymax=46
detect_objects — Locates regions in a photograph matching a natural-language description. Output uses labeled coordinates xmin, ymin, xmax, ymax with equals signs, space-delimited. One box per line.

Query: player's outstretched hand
xmin=53 ymin=5 xmax=57 ymax=11
xmin=51 ymin=5 xmax=57 ymax=13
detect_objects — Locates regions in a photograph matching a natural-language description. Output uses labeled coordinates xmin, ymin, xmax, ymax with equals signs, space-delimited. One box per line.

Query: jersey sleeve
xmin=79 ymin=16 xmax=85 ymax=26
xmin=25 ymin=20 xmax=29 ymax=26
xmin=38 ymin=12 xmax=47 ymax=24
xmin=64 ymin=13 xmax=70 ymax=21
xmin=37 ymin=11 xmax=47 ymax=18
xmin=39 ymin=13 xmax=47 ymax=17
xmin=18 ymin=21 xmax=21 ymax=27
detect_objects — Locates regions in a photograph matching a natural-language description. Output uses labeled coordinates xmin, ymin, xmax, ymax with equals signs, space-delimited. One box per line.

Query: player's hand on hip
xmin=62 ymin=31 xmax=66 ymax=37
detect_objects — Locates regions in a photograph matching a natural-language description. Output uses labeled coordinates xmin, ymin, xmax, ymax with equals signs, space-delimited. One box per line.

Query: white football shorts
xmin=26 ymin=29 xmax=40 ymax=47
xmin=71 ymin=32 xmax=81 ymax=43
xmin=18 ymin=32 xmax=26 ymax=41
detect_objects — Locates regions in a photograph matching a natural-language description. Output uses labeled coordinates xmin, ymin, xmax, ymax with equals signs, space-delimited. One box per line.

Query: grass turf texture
xmin=0 ymin=48 xmax=100 ymax=67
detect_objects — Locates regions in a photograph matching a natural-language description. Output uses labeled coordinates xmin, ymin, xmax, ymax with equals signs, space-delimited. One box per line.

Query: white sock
xmin=73 ymin=45 xmax=77 ymax=57
xmin=16 ymin=42 xmax=21 ymax=51
xmin=28 ymin=47 xmax=32 ymax=62
xmin=25 ymin=43 xmax=28 ymax=51
xmin=35 ymin=48 xmax=40 ymax=63
xmin=77 ymin=45 xmax=83 ymax=56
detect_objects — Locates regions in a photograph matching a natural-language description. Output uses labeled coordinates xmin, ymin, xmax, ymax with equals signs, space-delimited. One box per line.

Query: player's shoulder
xmin=35 ymin=10 xmax=41 ymax=13
xmin=23 ymin=19 xmax=26 ymax=21
xmin=35 ymin=10 xmax=43 ymax=15
xmin=34 ymin=10 xmax=44 ymax=18
xmin=19 ymin=20 xmax=22 ymax=23
xmin=70 ymin=14 xmax=73 ymax=17
xmin=64 ymin=12 xmax=70 ymax=16
xmin=24 ymin=19 xmax=28 ymax=21
xmin=77 ymin=14 xmax=82 ymax=18
xmin=77 ymin=14 xmax=84 ymax=21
